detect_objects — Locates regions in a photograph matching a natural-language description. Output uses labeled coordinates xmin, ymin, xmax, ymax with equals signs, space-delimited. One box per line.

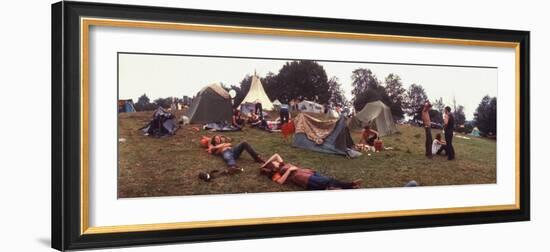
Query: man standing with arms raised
xmin=422 ymin=101 xmax=433 ymax=158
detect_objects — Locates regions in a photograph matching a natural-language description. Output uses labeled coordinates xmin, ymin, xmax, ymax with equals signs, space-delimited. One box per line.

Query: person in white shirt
xmin=432 ymin=133 xmax=447 ymax=155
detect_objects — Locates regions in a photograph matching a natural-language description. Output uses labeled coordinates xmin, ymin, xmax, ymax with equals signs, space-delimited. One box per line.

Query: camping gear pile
xmin=203 ymin=121 xmax=241 ymax=132
xmin=140 ymin=107 xmax=179 ymax=137
xmin=292 ymin=113 xmax=362 ymax=158
xmin=348 ymin=101 xmax=398 ymax=136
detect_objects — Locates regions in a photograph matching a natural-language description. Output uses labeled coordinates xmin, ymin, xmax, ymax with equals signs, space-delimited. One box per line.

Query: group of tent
xmin=132 ymin=72 xmax=399 ymax=156
xmin=292 ymin=101 xmax=397 ymax=157
xmin=186 ymin=74 xmax=275 ymax=124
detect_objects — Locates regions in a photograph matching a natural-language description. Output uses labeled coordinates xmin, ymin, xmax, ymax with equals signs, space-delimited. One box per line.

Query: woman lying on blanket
xmin=260 ymin=154 xmax=362 ymax=190
xmin=208 ymin=135 xmax=265 ymax=174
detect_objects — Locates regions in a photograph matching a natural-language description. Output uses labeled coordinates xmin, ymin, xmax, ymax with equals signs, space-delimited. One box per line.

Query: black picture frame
xmin=52 ymin=1 xmax=530 ymax=251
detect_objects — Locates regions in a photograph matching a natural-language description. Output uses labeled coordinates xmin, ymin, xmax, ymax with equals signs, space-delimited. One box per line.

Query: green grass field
xmin=118 ymin=111 xmax=496 ymax=198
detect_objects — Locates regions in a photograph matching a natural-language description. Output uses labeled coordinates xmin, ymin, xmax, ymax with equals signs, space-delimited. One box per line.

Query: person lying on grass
xmin=432 ymin=133 xmax=447 ymax=156
xmin=208 ymin=135 xmax=265 ymax=174
xmin=260 ymin=153 xmax=362 ymax=190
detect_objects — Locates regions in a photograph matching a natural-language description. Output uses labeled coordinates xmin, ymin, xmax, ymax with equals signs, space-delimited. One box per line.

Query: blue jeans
xmin=306 ymin=172 xmax=355 ymax=190
xmin=221 ymin=142 xmax=259 ymax=167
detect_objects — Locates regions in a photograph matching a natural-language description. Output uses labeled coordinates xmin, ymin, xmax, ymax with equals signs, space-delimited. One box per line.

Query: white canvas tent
xmin=350 ymin=101 xmax=398 ymax=136
xmin=297 ymin=100 xmax=324 ymax=114
xmin=239 ymin=74 xmax=274 ymax=110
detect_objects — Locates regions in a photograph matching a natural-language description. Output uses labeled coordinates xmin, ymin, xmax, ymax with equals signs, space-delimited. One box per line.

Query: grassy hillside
xmin=118 ymin=111 xmax=496 ymax=198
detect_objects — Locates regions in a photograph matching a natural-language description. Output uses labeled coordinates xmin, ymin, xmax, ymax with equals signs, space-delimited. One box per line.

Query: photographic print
xmin=117 ymin=53 xmax=497 ymax=198
xmin=52 ymin=3 xmax=529 ymax=249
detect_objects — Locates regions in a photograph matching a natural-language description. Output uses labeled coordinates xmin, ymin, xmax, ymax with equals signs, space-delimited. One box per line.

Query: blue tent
xmin=292 ymin=113 xmax=361 ymax=157
xmin=118 ymin=99 xmax=136 ymax=113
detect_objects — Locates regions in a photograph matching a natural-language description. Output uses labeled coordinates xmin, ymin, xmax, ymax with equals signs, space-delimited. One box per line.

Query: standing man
xmin=279 ymin=97 xmax=291 ymax=125
xmin=443 ymin=106 xmax=456 ymax=160
xmin=422 ymin=101 xmax=433 ymax=158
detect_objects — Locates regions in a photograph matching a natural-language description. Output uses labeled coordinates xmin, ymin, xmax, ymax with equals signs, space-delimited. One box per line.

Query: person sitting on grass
xmin=247 ymin=112 xmax=261 ymax=126
xmin=232 ymin=109 xmax=245 ymax=128
xmin=432 ymin=133 xmax=447 ymax=156
xmin=208 ymin=135 xmax=265 ymax=174
xmin=359 ymin=125 xmax=379 ymax=146
xmin=247 ymin=112 xmax=268 ymax=128
xmin=260 ymin=153 xmax=362 ymax=190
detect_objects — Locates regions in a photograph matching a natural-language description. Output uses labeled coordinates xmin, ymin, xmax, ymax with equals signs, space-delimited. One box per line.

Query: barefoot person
xmin=208 ymin=135 xmax=264 ymax=173
xmin=422 ymin=101 xmax=433 ymax=158
xmin=260 ymin=154 xmax=362 ymax=190
xmin=432 ymin=133 xmax=447 ymax=155
xmin=443 ymin=106 xmax=456 ymax=160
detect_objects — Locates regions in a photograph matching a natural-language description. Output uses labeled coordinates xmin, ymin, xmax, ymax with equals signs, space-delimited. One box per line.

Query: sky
xmin=119 ymin=53 xmax=497 ymax=120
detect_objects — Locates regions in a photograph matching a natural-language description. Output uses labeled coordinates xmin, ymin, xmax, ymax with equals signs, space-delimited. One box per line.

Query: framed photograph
xmin=52 ymin=1 xmax=530 ymax=250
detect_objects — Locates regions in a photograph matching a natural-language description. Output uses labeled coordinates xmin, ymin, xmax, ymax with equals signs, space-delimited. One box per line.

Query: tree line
xmin=131 ymin=60 xmax=497 ymax=136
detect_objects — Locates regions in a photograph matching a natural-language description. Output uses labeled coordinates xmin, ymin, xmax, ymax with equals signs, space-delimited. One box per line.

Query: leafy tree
xmin=432 ymin=97 xmax=445 ymax=114
xmin=454 ymin=105 xmax=466 ymax=126
xmin=137 ymin=93 xmax=150 ymax=106
xmin=351 ymin=68 xmax=382 ymax=110
xmin=384 ymin=73 xmax=406 ymax=119
xmin=262 ymin=72 xmax=279 ymax=100
xmin=272 ymin=60 xmax=330 ymax=103
xmin=474 ymin=96 xmax=497 ymax=135
xmin=327 ymin=76 xmax=347 ymax=106
xmin=429 ymin=109 xmax=443 ymax=124
xmin=153 ymin=97 xmax=173 ymax=109
xmin=404 ymin=84 xmax=428 ymax=119
xmin=134 ymin=93 xmax=157 ymax=111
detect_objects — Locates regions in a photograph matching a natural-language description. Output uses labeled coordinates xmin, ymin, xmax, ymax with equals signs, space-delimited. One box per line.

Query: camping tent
xmin=327 ymin=108 xmax=339 ymax=118
xmin=292 ymin=113 xmax=361 ymax=157
xmin=118 ymin=99 xmax=136 ymax=113
xmin=470 ymin=127 xmax=481 ymax=137
xmin=140 ymin=107 xmax=178 ymax=137
xmin=350 ymin=101 xmax=398 ymax=136
xmin=272 ymin=99 xmax=282 ymax=110
xmin=297 ymin=100 xmax=324 ymax=114
xmin=239 ymin=102 xmax=257 ymax=115
xmin=185 ymin=83 xmax=233 ymax=124
xmin=239 ymin=74 xmax=274 ymax=110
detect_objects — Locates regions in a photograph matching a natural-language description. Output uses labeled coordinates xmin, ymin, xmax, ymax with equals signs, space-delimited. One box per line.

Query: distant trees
xmin=350 ymin=70 xmax=405 ymax=119
xmin=404 ymin=84 xmax=428 ymax=120
xmin=474 ymin=95 xmax=497 ymax=135
xmin=432 ymin=97 xmax=445 ymax=115
xmin=454 ymin=105 xmax=466 ymax=126
xmin=272 ymin=60 xmax=330 ymax=103
xmin=384 ymin=73 xmax=406 ymax=120
xmin=351 ymin=68 xmax=381 ymax=111
xmin=153 ymin=97 xmax=175 ymax=109
xmin=234 ymin=60 xmax=334 ymax=105
xmin=134 ymin=94 xmax=157 ymax=111
xmin=327 ymin=77 xmax=347 ymax=106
